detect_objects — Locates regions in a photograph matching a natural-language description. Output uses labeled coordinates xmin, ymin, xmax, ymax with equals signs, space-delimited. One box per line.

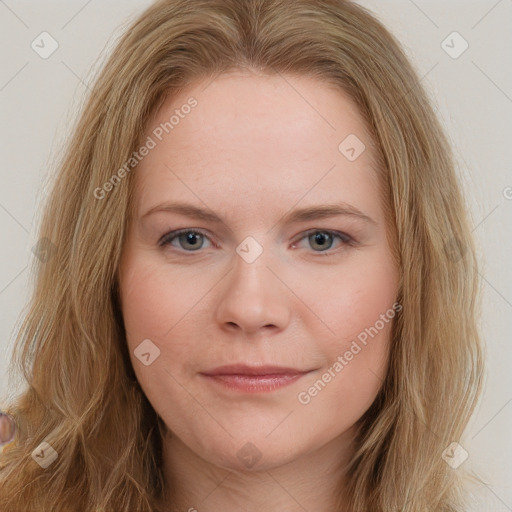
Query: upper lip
xmin=200 ymin=364 xmax=310 ymax=376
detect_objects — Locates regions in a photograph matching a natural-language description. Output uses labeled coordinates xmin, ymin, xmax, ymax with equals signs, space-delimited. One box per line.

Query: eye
xmin=291 ymin=229 xmax=355 ymax=254
xmin=158 ymin=228 xmax=355 ymax=255
xmin=159 ymin=229 xmax=214 ymax=252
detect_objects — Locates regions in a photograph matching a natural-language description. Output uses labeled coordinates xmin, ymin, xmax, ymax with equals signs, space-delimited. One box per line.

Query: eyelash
xmin=158 ymin=228 xmax=356 ymax=256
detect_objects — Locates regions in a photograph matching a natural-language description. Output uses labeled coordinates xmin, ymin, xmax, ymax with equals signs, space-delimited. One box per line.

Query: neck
xmin=160 ymin=427 xmax=356 ymax=512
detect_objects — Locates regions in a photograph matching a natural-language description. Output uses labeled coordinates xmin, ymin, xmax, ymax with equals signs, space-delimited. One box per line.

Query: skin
xmin=0 ymin=414 xmax=15 ymax=445
xmin=118 ymin=71 xmax=400 ymax=512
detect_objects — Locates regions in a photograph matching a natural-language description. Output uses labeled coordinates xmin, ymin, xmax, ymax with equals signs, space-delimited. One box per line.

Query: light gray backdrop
xmin=1 ymin=1 xmax=511 ymax=509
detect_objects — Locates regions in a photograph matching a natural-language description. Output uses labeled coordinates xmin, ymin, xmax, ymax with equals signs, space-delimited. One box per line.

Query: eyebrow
xmin=141 ymin=201 xmax=377 ymax=226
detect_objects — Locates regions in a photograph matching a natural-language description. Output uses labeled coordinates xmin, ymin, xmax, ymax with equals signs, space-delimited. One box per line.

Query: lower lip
xmin=201 ymin=373 xmax=306 ymax=393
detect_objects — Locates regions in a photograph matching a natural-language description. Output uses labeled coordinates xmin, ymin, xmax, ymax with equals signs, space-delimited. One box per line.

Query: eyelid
xmin=290 ymin=229 xmax=357 ymax=255
xmin=159 ymin=227 xmax=356 ymax=254
xmin=158 ymin=227 xmax=215 ymax=248
xmin=293 ymin=228 xmax=354 ymax=245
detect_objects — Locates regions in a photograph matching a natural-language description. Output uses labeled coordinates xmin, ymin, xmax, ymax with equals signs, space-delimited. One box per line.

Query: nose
xmin=214 ymin=245 xmax=291 ymax=336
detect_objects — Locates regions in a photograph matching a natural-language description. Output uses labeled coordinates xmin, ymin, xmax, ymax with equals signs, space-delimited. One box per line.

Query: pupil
xmin=312 ymin=232 xmax=331 ymax=250
xmin=183 ymin=232 xmax=201 ymax=249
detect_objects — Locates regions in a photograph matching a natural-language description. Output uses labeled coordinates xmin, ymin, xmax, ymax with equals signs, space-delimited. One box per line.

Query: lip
xmin=200 ymin=364 xmax=311 ymax=393
xmin=202 ymin=364 xmax=308 ymax=376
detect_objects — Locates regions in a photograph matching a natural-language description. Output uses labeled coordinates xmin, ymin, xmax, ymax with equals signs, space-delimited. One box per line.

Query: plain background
xmin=0 ymin=1 xmax=511 ymax=509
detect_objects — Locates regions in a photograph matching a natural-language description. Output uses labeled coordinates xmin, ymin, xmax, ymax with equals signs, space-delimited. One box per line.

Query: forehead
xmin=131 ymin=72 xmax=382 ymax=224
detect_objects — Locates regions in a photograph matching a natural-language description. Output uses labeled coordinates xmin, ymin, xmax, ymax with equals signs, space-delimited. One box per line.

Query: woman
xmin=0 ymin=0 xmax=484 ymax=510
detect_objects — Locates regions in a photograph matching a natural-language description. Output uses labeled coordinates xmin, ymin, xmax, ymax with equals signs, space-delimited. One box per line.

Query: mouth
xmin=199 ymin=364 xmax=313 ymax=393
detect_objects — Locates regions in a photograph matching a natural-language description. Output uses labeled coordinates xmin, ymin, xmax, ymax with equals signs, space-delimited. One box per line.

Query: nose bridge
xmin=231 ymin=235 xmax=277 ymax=307
xmin=214 ymin=235 xmax=289 ymax=333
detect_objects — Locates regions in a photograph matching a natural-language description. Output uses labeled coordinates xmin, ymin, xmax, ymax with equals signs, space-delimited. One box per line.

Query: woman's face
xmin=118 ymin=72 xmax=400 ymax=471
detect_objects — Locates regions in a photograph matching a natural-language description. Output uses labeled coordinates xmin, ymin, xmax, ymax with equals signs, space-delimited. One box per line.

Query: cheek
xmin=117 ymin=240 xmax=400 ymax=464
xmin=119 ymin=255 xmax=221 ymax=395
xmin=119 ymin=260 xmax=205 ymax=426
xmin=296 ymin=246 xmax=399 ymax=348
xmin=120 ymin=256 xmax=208 ymax=342
xmin=293 ymin=248 xmax=398 ymax=412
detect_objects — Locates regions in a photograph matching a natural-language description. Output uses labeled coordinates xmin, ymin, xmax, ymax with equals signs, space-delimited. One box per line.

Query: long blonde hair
xmin=0 ymin=0 xmax=484 ymax=510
